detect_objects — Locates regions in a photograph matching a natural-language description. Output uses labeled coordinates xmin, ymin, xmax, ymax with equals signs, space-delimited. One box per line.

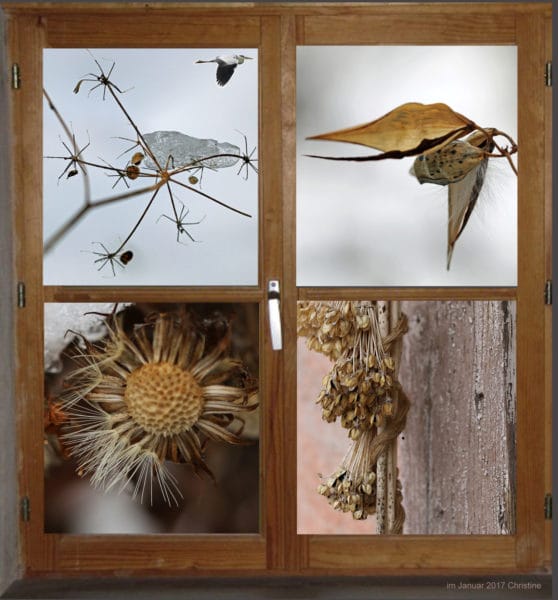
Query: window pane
xmin=43 ymin=49 xmax=258 ymax=285
xmin=297 ymin=300 xmax=515 ymax=534
xmin=297 ymin=46 xmax=517 ymax=286
xmin=44 ymin=302 xmax=259 ymax=534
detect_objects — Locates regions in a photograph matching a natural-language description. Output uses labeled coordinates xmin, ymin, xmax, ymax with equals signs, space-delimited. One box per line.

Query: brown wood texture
xmin=398 ymin=301 xmax=516 ymax=535
xmin=258 ymin=15 xmax=287 ymax=571
xmin=299 ymin=288 xmax=517 ymax=301
xmin=514 ymin=13 xmax=547 ymax=570
xmin=8 ymin=9 xmax=276 ymax=576
xmin=0 ymin=6 xmax=20 ymax=591
xmin=302 ymin=13 xmax=517 ymax=45
xmin=9 ymin=12 xmax=46 ymax=576
xmin=307 ymin=536 xmax=516 ymax=572
xmin=2 ymin=0 xmax=551 ymax=584
xmin=543 ymin=15 xmax=552 ymax=571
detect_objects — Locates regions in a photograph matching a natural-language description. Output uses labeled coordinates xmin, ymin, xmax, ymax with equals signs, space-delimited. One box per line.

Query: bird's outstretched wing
xmin=216 ymin=64 xmax=237 ymax=86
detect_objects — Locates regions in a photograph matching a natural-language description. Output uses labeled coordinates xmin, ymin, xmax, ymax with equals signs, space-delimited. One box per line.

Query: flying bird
xmin=195 ymin=54 xmax=253 ymax=86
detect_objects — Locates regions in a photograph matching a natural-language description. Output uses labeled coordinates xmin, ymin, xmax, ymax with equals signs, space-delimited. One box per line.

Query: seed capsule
xmin=411 ymin=140 xmax=485 ymax=186
xmin=119 ymin=250 xmax=134 ymax=265
xmin=126 ymin=165 xmax=140 ymax=180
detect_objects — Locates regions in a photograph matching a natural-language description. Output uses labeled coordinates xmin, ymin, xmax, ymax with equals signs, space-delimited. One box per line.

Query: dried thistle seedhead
xmin=58 ymin=308 xmax=258 ymax=506
xmin=124 ymin=362 xmax=204 ymax=434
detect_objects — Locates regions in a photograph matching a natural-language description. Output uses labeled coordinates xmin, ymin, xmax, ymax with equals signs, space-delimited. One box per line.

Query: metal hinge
xmin=11 ymin=63 xmax=20 ymax=90
xmin=21 ymin=496 xmax=30 ymax=522
xmin=17 ymin=281 xmax=25 ymax=308
xmin=544 ymin=280 xmax=552 ymax=305
xmin=544 ymin=493 xmax=552 ymax=520
xmin=545 ymin=61 xmax=552 ymax=87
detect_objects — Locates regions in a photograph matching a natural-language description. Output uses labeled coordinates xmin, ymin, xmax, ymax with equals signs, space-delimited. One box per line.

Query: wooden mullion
xmin=44 ymin=14 xmax=261 ymax=48
xmin=298 ymin=288 xmax=517 ymax=301
xmin=515 ymin=12 xmax=547 ymax=569
xmin=280 ymin=13 xmax=306 ymax=572
xmin=308 ymin=535 xmax=516 ymax=572
xmin=543 ymin=14 xmax=552 ymax=571
xmin=259 ymin=15 xmax=285 ymax=571
xmin=10 ymin=13 xmax=48 ymax=573
xmin=302 ymin=11 xmax=517 ymax=45
xmin=43 ymin=286 xmax=263 ymax=304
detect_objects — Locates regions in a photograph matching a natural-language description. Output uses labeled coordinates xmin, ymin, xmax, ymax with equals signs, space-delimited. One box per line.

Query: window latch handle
xmin=267 ymin=280 xmax=282 ymax=351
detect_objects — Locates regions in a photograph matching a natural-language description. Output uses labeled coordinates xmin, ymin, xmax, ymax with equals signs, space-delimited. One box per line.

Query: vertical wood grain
xmin=543 ymin=14 xmax=552 ymax=569
xmin=259 ymin=15 xmax=286 ymax=571
xmin=3 ymin=1 xmax=552 ymax=579
xmin=398 ymin=301 xmax=516 ymax=535
xmin=10 ymin=13 xmax=48 ymax=573
xmin=280 ymin=13 xmax=306 ymax=572
xmin=515 ymin=13 xmax=546 ymax=569
xmin=0 ymin=6 xmax=21 ymax=594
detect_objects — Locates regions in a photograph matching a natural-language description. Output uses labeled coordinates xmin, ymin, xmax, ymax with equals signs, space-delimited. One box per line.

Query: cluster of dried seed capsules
xmin=318 ymin=354 xmax=396 ymax=439
xmin=317 ymin=466 xmax=377 ymax=520
xmin=297 ymin=301 xmax=358 ymax=360
xmin=298 ymin=301 xmax=398 ymax=440
xmin=298 ymin=301 xmax=408 ymax=524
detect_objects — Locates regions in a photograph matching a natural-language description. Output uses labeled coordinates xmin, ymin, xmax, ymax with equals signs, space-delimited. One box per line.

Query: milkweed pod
xmin=411 ymin=139 xmax=485 ymax=186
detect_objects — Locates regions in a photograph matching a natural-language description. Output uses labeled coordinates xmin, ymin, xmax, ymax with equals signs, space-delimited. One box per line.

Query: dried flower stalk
xmin=299 ymin=300 xmax=409 ymax=532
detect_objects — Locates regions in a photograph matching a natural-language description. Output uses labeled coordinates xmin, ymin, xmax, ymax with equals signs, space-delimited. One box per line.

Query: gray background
xmin=43 ymin=48 xmax=258 ymax=286
xmin=297 ymin=46 xmax=518 ymax=286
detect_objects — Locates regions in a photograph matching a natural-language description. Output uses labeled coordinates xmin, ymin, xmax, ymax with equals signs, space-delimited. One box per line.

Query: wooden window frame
xmin=0 ymin=1 xmax=551 ymax=594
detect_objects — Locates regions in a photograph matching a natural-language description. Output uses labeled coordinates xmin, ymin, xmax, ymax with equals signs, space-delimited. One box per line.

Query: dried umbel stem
xmin=297 ymin=301 xmax=356 ymax=360
xmin=306 ymin=302 xmax=412 ymax=439
xmin=317 ymin=427 xmax=406 ymax=530
xmin=59 ymin=308 xmax=258 ymax=505
xmin=299 ymin=300 xmax=409 ymax=532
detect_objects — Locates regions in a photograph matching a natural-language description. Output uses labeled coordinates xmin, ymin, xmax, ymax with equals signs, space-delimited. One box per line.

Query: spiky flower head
xmin=59 ymin=309 xmax=258 ymax=506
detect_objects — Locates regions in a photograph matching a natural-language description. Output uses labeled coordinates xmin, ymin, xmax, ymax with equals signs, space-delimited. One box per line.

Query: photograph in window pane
xmin=44 ymin=302 xmax=259 ymax=534
xmin=297 ymin=300 xmax=515 ymax=534
xmin=43 ymin=49 xmax=258 ymax=285
xmin=297 ymin=46 xmax=517 ymax=286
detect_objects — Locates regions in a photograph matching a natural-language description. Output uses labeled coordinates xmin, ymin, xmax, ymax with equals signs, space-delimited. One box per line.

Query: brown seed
xmin=126 ymin=165 xmax=140 ymax=180
xmin=131 ymin=152 xmax=145 ymax=166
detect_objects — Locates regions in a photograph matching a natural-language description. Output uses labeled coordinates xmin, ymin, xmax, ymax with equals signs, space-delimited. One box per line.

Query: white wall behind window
xmin=297 ymin=46 xmax=517 ymax=286
xmin=43 ymin=48 xmax=258 ymax=286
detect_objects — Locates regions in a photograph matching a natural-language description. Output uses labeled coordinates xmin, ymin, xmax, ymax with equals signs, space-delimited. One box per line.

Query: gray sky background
xmin=43 ymin=48 xmax=258 ymax=286
xmin=297 ymin=46 xmax=517 ymax=286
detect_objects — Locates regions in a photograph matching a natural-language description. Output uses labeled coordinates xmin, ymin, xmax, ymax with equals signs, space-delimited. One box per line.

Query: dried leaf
xmin=446 ymin=130 xmax=495 ymax=269
xmin=308 ymin=102 xmax=475 ymax=157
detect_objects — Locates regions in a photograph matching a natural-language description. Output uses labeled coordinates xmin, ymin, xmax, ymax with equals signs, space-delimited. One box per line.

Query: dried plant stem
xmin=386 ymin=300 xmax=401 ymax=533
xmin=375 ymin=300 xmax=389 ymax=534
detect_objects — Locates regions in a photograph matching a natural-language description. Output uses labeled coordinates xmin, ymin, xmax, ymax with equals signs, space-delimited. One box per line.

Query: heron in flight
xmin=195 ymin=54 xmax=253 ymax=86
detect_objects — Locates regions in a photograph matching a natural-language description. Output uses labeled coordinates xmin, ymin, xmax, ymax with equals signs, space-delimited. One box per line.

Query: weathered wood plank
xmin=398 ymin=301 xmax=516 ymax=535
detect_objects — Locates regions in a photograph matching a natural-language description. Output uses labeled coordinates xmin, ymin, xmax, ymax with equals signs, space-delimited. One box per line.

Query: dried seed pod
xmin=130 ymin=152 xmax=145 ymax=166
xmin=411 ymin=139 xmax=485 ymax=186
xmin=126 ymin=165 xmax=140 ymax=180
